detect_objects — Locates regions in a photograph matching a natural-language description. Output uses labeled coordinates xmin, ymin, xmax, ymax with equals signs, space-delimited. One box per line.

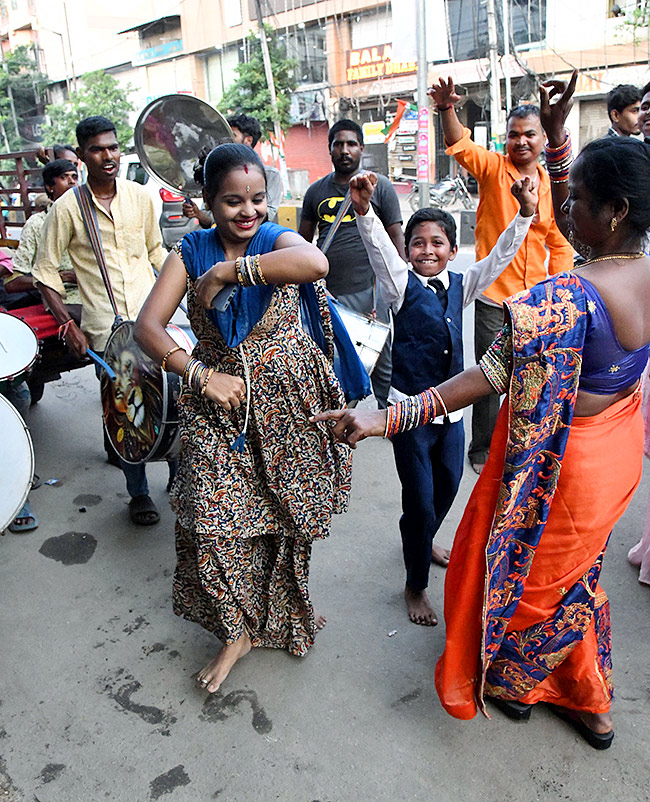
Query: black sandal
xmin=128 ymin=494 xmax=160 ymax=526
xmin=486 ymin=695 xmax=533 ymax=721
xmin=548 ymin=704 xmax=614 ymax=750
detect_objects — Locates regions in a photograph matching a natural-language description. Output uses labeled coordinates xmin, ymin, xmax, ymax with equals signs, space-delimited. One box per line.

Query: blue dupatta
xmin=181 ymin=223 xmax=370 ymax=402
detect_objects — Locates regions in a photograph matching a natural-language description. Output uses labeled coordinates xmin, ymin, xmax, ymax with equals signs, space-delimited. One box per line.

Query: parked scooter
xmin=407 ymin=174 xmax=475 ymax=213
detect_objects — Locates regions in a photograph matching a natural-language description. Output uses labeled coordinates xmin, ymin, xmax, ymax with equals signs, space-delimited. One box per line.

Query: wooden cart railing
xmin=0 ymin=148 xmax=53 ymax=248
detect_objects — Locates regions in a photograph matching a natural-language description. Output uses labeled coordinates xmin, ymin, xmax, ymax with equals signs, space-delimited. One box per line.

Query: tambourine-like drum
xmin=101 ymin=321 xmax=195 ymax=464
xmin=333 ymin=303 xmax=390 ymax=376
xmin=0 ymin=394 xmax=34 ymax=532
xmin=0 ymin=311 xmax=38 ymax=382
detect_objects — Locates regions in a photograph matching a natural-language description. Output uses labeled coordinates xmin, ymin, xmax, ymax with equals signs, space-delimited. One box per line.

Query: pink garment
xmin=628 ymin=360 xmax=650 ymax=585
xmin=0 ymin=248 xmax=14 ymax=274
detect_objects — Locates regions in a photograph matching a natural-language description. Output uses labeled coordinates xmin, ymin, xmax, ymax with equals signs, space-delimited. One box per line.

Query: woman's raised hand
xmin=539 ymin=70 xmax=578 ymax=146
xmin=349 ymin=172 xmax=378 ymax=216
xmin=195 ymin=263 xmax=228 ymax=309
xmin=310 ymin=407 xmax=387 ymax=448
xmin=205 ymin=372 xmax=247 ymax=411
xmin=428 ymin=77 xmax=461 ymax=108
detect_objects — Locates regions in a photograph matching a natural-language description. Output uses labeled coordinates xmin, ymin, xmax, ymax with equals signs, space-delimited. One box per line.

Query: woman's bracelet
xmin=384 ymin=387 xmax=442 ymax=438
xmin=545 ymin=130 xmax=573 ymax=183
xmin=183 ymin=356 xmax=213 ymax=395
xmin=435 ymin=105 xmax=452 ymax=112
xmin=235 ymin=254 xmax=267 ymax=287
xmin=161 ymin=345 xmax=184 ymax=371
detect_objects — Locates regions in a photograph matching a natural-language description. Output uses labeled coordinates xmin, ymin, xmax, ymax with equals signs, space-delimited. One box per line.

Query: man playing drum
xmin=299 ymin=120 xmax=405 ymax=408
xmin=32 ymin=116 xmax=166 ymax=526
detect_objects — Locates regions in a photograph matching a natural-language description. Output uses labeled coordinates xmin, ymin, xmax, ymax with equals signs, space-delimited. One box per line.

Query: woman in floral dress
xmin=135 ymin=144 xmax=351 ymax=692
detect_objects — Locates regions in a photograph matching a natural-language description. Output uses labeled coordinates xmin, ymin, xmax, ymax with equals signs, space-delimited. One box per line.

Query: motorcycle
xmin=407 ymin=174 xmax=475 ymax=213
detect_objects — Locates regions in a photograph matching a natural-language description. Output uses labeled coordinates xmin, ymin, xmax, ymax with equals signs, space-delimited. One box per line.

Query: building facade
xmin=1 ymin=0 xmax=648 ymax=186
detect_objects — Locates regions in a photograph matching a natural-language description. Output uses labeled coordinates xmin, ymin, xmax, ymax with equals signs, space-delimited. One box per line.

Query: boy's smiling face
xmin=407 ymin=221 xmax=457 ymax=277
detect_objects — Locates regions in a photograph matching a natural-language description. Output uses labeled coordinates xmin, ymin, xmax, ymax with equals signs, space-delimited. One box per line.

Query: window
xmin=443 ymin=0 xmax=546 ymax=63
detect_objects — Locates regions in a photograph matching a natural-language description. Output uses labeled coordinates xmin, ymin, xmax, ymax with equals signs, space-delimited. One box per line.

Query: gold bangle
xmin=200 ymin=366 xmax=215 ymax=396
xmin=161 ymin=345 xmax=184 ymax=372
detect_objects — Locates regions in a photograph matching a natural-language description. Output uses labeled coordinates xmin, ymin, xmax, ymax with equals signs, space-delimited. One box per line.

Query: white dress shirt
xmin=355 ymin=205 xmax=533 ymax=421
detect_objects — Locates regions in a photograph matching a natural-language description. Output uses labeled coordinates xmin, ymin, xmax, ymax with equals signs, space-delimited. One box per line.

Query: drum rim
xmin=0 ymin=394 xmax=35 ymax=532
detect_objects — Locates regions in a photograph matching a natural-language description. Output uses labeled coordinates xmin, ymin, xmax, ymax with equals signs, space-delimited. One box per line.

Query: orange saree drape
xmin=435 ymin=390 xmax=643 ymax=720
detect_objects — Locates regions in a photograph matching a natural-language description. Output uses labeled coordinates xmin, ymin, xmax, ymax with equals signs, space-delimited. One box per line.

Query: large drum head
xmin=0 ymin=312 xmax=38 ymax=381
xmin=0 ymin=394 xmax=34 ymax=531
xmin=134 ymin=94 xmax=233 ymax=197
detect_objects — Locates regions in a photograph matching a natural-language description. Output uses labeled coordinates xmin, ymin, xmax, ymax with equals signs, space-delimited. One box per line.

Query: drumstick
xmin=86 ymin=349 xmax=117 ymax=382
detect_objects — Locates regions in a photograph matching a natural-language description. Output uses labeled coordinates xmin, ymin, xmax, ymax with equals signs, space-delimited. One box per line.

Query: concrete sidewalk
xmin=1 ymin=365 xmax=650 ymax=801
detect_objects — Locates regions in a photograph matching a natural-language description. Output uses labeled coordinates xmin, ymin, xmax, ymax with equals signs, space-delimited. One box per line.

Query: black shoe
xmin=547 ymin=704 xmax=614 ymax=750
xmin=486 ymin=695 xmax=533 ymax=721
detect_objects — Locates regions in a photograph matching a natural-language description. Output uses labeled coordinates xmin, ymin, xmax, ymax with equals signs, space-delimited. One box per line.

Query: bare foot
xmin=315 ymin=612 xmax=327 ymax=631
xmin=404 ymin=585 xmax=438 ymax=626
xmin=196 ymin=632 xmax=252 ymax=693
xmin=431 ymin=544 xmax=450 ymax=567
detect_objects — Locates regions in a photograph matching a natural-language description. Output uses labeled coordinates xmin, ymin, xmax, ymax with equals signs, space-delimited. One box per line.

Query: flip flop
xmin=548 ymin=704 xmax=614 ymax=750
xmin=486 ymin=695 xmax=533 ymax=721
xmin=8 ymin=501 xmax=39 ymax=533
xmin=128 ymin=494 xmax=160 ymax=526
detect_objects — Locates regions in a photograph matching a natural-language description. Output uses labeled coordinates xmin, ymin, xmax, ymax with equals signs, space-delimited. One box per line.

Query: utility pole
xmin=253 ymin=0 xmax=289 ymax=198
xmin=501 ymin=0 xmax=512 ymax=114
xmin=416 ymin=0 xmax=429 ymax=209
xmin=486 ymin=0 xmax=503 ymax=148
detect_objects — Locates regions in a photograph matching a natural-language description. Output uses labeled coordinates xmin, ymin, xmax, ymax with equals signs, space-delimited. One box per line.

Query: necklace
xmin=581 ymin=252 xmax=645 ymax=266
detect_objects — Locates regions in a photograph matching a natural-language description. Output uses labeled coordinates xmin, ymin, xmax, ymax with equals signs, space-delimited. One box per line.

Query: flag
xmin=383 ymin=100 xmax=417 ymax=143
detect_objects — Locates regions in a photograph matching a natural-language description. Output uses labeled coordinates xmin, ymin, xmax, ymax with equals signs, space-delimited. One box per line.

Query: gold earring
xmin=610 ymin=217 xmax=618 ymax=231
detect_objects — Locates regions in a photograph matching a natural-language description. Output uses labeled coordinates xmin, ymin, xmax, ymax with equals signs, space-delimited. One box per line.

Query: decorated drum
xmin=101 ymin=320 xmax=195 ymax=464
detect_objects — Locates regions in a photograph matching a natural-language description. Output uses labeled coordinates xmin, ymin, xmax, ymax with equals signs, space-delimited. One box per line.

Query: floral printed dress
xmin=171 ymin=247 xmax=352 ymax=656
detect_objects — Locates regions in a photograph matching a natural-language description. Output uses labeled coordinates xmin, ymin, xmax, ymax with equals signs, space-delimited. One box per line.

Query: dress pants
xmin=392 ymin=418 xmax=464 ymax=592
xmin=469 ymin=300 xmax=504 ymax=464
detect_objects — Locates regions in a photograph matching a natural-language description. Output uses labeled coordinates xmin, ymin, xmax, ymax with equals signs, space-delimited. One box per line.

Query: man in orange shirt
xmin=429 ymin=77 xmax=573 ymax=472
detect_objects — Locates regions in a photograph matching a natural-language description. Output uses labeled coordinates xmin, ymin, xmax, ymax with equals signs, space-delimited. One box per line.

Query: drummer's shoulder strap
xmin=73 ymin=184 xmax=121 ymax=322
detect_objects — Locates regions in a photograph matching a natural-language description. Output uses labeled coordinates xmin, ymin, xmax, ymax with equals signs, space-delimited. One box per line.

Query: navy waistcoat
xmin=391 ymin=271 xmax=464 ymax=395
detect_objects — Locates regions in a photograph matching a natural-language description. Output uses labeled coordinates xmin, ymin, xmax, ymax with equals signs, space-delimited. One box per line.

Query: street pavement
xmin=2 ymin=278 xmax=650 ymax=802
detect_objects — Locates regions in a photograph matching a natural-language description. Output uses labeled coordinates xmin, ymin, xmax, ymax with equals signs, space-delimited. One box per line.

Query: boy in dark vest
xmin=350 ymin=172 xmax=538 ymax=626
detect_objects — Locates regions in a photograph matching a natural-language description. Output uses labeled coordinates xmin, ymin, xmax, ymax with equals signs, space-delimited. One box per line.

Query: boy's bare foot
xmin=196 ymin=632 xmax=252 ymax=693
xmin=431 ymin=544 xmax=450 ymax=567
xmin=315 ymin=612 xmax=327 ymax=631
xmin=404 ymin=585 xmax=438 ymax=626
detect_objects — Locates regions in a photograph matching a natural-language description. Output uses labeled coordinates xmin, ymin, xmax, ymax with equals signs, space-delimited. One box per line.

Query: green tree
xmin=43 ymin=70 xmax=135 ymax=148
xmin=0 ymin=45 xmax=48 ymax=150
xmin=219 ymin=25 xmax=297 ymax=139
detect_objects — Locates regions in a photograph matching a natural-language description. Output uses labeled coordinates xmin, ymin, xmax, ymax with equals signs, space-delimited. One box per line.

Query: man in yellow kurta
xmin=33 ymin=116 xmax=166 ymax=525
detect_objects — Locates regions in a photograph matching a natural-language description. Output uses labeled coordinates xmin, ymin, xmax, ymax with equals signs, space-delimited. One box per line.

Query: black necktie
xmin=428 ymin=277 xmax=448 ymax=313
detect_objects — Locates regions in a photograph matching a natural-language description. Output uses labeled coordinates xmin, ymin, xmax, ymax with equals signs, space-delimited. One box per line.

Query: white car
xmin=118 ymin=153 xmax=199 ymax=249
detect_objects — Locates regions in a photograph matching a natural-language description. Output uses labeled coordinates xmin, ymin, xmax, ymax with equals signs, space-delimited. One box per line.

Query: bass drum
xmin=0 ymin=394 xmax=34 ymax=532
xmin=0 ymin=311 xmax=38 ymax=382
xmin=101 ymin=321 xmax=195 ymax=464
xmin=332 ymin=302 xmax=390 ymax=376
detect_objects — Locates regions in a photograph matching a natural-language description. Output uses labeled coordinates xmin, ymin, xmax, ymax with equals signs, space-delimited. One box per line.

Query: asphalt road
xmin=2 ymin=286 xmax=650 ymax=802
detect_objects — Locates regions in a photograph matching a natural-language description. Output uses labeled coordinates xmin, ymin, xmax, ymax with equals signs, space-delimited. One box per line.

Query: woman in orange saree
xmin=312 ymin=73 xmax=650 ymax=749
